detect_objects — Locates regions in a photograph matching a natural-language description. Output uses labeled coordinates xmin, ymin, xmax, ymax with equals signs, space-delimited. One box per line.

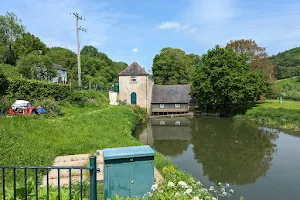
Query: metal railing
xmin=1 ymin=156 xmax=98 ymax=200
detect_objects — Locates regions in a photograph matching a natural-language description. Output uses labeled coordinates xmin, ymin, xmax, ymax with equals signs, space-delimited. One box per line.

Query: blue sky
xmin=1 ymin=0 xmax=300 ymax=71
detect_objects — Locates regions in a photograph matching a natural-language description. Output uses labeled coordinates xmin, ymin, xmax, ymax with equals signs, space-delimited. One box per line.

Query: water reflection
xmin=138 ymin=117 xmax=278 ymax=185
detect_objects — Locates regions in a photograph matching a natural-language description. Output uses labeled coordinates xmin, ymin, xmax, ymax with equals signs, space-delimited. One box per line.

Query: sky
xmin=1 ymin=0 xmax=300 ymax=71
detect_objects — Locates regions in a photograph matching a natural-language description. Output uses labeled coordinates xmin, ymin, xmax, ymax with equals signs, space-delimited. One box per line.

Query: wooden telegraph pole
xmin=71 ymin=12 xmax=86 ymax=88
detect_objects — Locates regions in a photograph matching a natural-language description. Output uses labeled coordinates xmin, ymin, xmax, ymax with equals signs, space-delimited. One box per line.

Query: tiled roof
xmin=151 ymin=85 xmax=192 ymax=103
xmin=118 ymin=62 xmax=148 ymax=76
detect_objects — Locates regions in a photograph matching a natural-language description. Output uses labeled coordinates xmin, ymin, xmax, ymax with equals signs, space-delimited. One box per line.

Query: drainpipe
xmin=146 ymin=76 xmax=148 ymax=113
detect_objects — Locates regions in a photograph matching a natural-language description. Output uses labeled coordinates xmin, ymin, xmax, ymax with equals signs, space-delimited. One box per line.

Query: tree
xmin=46 ymin=47 xmax=77 ymax=81
xmin=17 ymin=53 xmax=56 ymax=80
xmin=0 ymin=12 xmax=25 ymax=65
xmin=191 ymin=45 xmax=269 ymax=116
xmin=0 ymin=72 xmax=8 ymax=97
xmin=152 ymin=47 xmax=199 ymax=85
xmin=0 ymin=64 xmax=20 ymax=79
xmin=81 ymin=45 xmax=99 ymax=57
xmin=13 ymin=32 xmax=48 ymax=57
xmin=226 ymin=39 xmax=275 ymax=81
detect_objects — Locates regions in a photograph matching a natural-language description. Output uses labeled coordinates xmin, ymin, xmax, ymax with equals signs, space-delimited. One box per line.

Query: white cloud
xmin=157 ymin=21 xmax=195 ymax=34
xmin=132 ymin=48 xmax=139 ymax=53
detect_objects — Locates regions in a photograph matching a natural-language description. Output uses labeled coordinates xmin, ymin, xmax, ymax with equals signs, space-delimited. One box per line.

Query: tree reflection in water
xmin=191 ymin=117 xmax=278 ymax=185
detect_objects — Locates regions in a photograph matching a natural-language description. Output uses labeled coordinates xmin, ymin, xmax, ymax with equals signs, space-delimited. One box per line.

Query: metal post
xmin=89 ymin=156 xmax=97 ymax=200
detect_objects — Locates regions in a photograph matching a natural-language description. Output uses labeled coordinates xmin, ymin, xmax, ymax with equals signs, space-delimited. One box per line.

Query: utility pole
xmin=71 ymin=12 xmax=86 ymax=88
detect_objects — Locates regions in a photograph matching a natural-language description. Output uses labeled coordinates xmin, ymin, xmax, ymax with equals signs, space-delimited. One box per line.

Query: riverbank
xmin=235 ymin=100 xmax=300 ymax=136
xmin=0 ymin=97 xmax=214 ymax=199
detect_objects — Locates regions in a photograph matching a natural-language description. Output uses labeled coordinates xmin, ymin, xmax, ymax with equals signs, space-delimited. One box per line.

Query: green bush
xmin=32 ymin=98 xmax=63 ymax=115
xmin=7 ymin=79 xmax=70 ymax=101
xmin=66 ymin=90 xmax=108 ymax=108
xmin=0 ymin=95 xmax=14 ymax=115
xmin=0 ymin=72 xmax=9 ymax=96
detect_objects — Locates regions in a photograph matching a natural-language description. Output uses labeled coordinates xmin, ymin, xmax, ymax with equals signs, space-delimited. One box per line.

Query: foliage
xmin=0 ymin=64 xmax=20 ymax=79
xmin=270 ymin=47 xmax=300 ymax=79
xmin=152 ymin=47 xmax=200 ymax=85
xmin=0 ymin=72 xmax=9 ymax=96
xmin=235 ymin=100 xmax=300 ymax=135
xmin=274 ymin=78 xmax=300 ymax=101
xmin=0 ymin=95 xmax=14 ymax=115
xmin=32 ymin=98 xmax=63 ymax=115
xmin=13 ymin=32 xmax=48 ymax=57
xmin=191 ymin=45 xmax=269 ymax=116
xmin=46 ymin=47 xmax=77 ymax=81
xmin=16 ymin=53 xmax=56 ymax=80
xmin=66 ymin=90 xmax=108 ymax=108
xmin=7 ymin=79 xmax=70 ymax=101
xmin=81 ymin=45 xmax=99 ymax=57
xmin=226 ymin=39 xmax=275 ymax=81
xmin=0 ymin=12 xmax=25 ymax=65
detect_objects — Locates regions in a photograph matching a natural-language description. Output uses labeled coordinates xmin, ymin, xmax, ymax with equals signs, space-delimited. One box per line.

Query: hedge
xmin=7 ymin=79 xmax=70 ymax=101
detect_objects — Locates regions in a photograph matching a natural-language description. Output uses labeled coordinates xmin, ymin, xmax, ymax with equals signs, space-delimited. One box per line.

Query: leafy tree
xmin=81 ymin=45 xmax=99 ymax=57
xmin=17 ymin=53 xmax=56 ymax=80
xmin=191 ymin=45 xmax=269 ymax=116
xmin=270 ymin=47 xmax=300 ymax=79
xmin=152 ymin=47 xmax=199 ymax=85
xmin=0 ymin=72 xmax=8 ymax=96
xmin=46 ymin=47 xmax=77 ymax=80
xmin=226 ymin=39 xmax=275 ymax=81
xmin=0 ymin=64 xmax=20 ymax=79
xmin=13 ymin=32 xmax=48 ymax=57
xmin=0 ymin=12 xmax=25 ymax=65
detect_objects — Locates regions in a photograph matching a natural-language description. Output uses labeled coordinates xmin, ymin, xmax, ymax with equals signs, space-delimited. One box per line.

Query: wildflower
xmin=151 ymin=184 xmax=158 ymax=191
xmin=158 ymin=189 xmax=164 ymax=193
xmin=184 ymin=188 xmax=192 ymax=195
xmin=191 ymin=196 xmax=200 ymax=200
xmin=212 ymin=198 xmax=217 ymax=200
xmin=200 ymin=188 xmax=208 ymax=193
xmin=174 ymin=192 xmax=180 ymax=197
xmin=209 ymin=186 xmax=215 ymax=191
xmin=229 ymin=189 xmax=234 ymax=193
xmin=146 ymin=192 xmax=153 ymax=197
xmin=221 ymin=188 xmax=225 ymax=193
xmin=222 ymin=191 xmax=228 ymax=196
xmin=178 ymin=181 xmax=189 ymax=188
xmin=217 ymin=182 xmax=222 ymax=186
xmin=168 ymin=181 xmax=175 ymax=187
xmin=226 ymin=183 xmax=230 ymax=187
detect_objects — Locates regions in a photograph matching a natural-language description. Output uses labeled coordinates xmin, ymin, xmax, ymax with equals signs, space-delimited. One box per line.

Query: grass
xmin=235 ymin=99 xmax=300 ymax=135
xmin=273 ymin=77 xmax=300 ymax=101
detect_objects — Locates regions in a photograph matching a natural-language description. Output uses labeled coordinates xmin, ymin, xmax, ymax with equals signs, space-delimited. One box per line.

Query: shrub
xmin=66 ymin=90 xmax=108 ymax=108
xmin=7 ymin=79 xmax=70 ymax=101
xmin=33 ymin=98 xmax=63 ymax=115
xmin=0 ymin=72 xmax=9 ymax=96
xmin=0 ymin=95 xmax=14 ymax=115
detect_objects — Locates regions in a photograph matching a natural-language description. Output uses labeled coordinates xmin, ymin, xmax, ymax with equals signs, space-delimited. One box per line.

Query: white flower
xmin=146 ymin=192 xmax=153 ymax=197
xmin=221 ymin=188 xmax=225 ymax=192
xmin=200 ymin=188 xmax=208 ymax=193
xmin=222 ymin=192 xmax=228 ymax=196
xmin=191 ymin=196 xmax=200 ymax=200
xmin=229 ymin=189 xmax=234 ymax=193
xmin=209 ymin=186 xmax=215 ymax=191
xmin=151 ymin=184 xmax=158 ymax=191
xmin=168 ymin=181 xmax=175 ymax=187
xmin=212 ymin=198 xmax=217 ymax=200
xmin=158 ymin=189 xmax=163 ymax=193
xmin=226 ymin=183 xmax=230 ymax=187
xmin=178 ymin=181 xmax=189 ymax=188
xmin=217 ymin=182 xmax=222 ymax=186
xmin=174 ymin=192 xmax=180 ymax=197
xmin=184 ymin=188 xmax=192 ymax=195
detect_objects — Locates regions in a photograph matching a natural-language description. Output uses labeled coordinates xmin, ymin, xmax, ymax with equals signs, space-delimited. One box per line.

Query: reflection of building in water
xmin=139 ymin=118 xmax=192 ymax=157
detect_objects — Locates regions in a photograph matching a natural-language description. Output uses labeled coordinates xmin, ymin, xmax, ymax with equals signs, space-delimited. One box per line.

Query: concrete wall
xmin=118 ymin=75 xmax=154 ymax=113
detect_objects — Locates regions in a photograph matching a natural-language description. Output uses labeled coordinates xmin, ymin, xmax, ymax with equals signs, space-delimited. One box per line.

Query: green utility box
xmin=113 ymin=83 xmax=119 ymax=93
xmin=103 ymin=145 xmax=155 ymax=200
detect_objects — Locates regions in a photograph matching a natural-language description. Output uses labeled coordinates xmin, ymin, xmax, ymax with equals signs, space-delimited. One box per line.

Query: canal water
xmin=137 ymin=116 xmax=300 ymax=200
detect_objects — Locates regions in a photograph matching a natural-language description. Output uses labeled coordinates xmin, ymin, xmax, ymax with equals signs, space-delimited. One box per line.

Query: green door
xmin=131 ymin=92 xmax=137 ymax=105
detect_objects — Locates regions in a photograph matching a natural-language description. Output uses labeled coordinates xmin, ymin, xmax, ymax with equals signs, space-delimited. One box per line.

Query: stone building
xmin=115 ymin=62 xmax=193 ymax=115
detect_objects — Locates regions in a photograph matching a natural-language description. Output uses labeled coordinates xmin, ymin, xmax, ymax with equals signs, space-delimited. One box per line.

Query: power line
xmin=71 ymin=12 xmax=87 ymax=87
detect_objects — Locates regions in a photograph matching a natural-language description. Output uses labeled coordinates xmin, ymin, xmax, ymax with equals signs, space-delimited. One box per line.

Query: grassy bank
xmin=235 ymin=100 xmax=300 ymax=135
xmin=0 ymin=92 xmax=216 ymax=199
xmin=274 ymin=77 xmax=300 ymax=101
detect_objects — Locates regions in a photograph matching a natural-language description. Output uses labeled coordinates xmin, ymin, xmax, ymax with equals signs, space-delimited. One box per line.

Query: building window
xmin=160 ymin=104 xmax=164 ymax=108
xmin=160 ymin=121 xmax=165 ymax=125
xmin=175 ymin=104 xmax=181 ymax=108
xmin=175 ymin=121 xmax=181 ymax=125
xmin=131 ymin=76 xmax=136 ymax=82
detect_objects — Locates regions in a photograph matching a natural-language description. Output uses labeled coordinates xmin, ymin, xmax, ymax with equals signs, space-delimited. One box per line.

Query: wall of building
xmin=118 ymin=75 xmax=154 ymax=110
xmin=151 ymin=103 xmax=189 ymax=113
xmin=51 ymin=70 xmax=67 ymax=83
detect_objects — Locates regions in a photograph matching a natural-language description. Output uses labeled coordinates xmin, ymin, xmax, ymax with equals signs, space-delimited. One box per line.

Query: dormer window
xmin=131 ymin=76 xmax=137 ymax=82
